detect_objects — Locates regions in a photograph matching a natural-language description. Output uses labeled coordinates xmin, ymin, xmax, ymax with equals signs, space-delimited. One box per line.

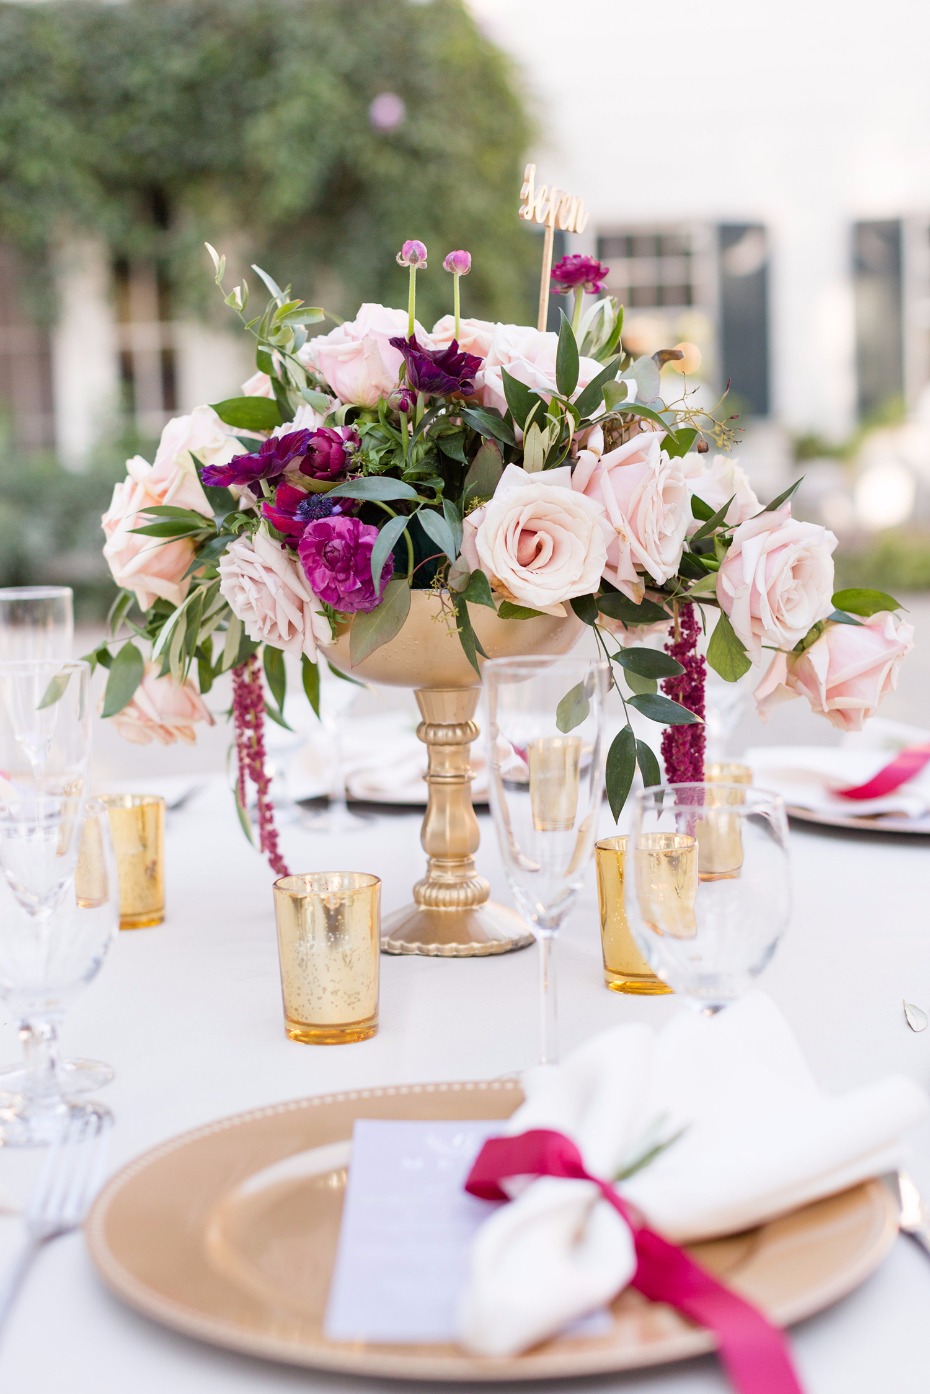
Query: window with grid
xmin=112 ymin=255 xmax=179 ymax=438
xmin=0 ymin=244 xmax=56 ymax=450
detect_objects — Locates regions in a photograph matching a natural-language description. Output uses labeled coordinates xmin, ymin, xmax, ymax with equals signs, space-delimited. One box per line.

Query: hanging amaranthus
xmin=660 ymin=602 xmax=706 ymax=784
xmin=231 ymin=655 xmax=289 ymax=879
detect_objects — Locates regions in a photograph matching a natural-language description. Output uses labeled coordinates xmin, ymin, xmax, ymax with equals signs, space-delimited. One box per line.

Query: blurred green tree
xmin=0 ymin=0 xmax=537 ymax=324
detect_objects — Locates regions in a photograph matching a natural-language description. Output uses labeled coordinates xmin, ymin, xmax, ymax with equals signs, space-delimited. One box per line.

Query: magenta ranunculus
xmin=298 ymin=426 xmax=360 ymax=481
xmin=298 ymin=515 xmax=393 ymax=613
xmin=550 ymin=254 xmax=609 ymax=295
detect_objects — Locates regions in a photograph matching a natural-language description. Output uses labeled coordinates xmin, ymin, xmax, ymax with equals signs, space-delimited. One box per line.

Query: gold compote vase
xmin=320 ymin=591 xmax=581 ymax=957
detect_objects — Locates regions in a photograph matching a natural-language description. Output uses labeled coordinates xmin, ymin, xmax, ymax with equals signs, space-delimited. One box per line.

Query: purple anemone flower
xmin=298 ymin=426 xmax=360 ymax=482
xmin=443 ymin=249 xmax=472 ymax=276
xmin=201 ymin=429 xmax=312 ymax=488
xmin=396 ymin=239 xmax=427 ymax=268
xmin=262 ymin=482 xmax=348 ymax=545
xmin=298 ymin=515 xmax=393 ymax=613
xmin=550 ymin=254 xmax=610 ymax=295
xmin=388 ymin=335 xmax=482 ymax=397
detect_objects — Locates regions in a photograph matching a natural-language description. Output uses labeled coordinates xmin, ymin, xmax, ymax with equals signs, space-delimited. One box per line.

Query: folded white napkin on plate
xmin=459 ymin=993 xmax=927 ymax=1356
xmin=747 ymin=742 xmax=930 ymax=819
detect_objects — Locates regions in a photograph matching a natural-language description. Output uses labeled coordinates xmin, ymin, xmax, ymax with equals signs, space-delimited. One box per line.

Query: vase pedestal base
xmin=380 ymin=901 xmax=533 ymax=958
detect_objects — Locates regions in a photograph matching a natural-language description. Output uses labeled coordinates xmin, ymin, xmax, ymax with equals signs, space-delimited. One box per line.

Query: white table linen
xmin=1 ymin=775 xmax=930 ymax=1392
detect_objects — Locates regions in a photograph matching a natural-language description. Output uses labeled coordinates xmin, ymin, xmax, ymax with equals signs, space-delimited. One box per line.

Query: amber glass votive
xmin=98 ymin=794 xmax=165 ymax=928
xmin=633 ymin=832 xmax=699 ymax=941
xmin=698 ymin=774 xmax=750 ymax=880
xmin=595 ymin=835 xmax=671 ymax=995
xmin=705 ymin=762 xmax=752 ymax=786
xmin=527 ymin=736 xmax=582 ymax=831
xmin=273 ymin=872 xmax=380 ymax=1045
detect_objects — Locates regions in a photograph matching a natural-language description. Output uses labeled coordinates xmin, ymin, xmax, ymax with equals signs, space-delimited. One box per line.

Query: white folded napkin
xmin=747 ymin=742 xmax=930 ymax=819
xmin=459 ymin=993 xmax=927 ymax=1357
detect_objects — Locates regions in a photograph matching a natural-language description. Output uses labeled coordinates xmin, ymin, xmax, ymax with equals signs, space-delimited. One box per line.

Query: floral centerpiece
xmin=95 ymin=239 xmax=913 ymax=872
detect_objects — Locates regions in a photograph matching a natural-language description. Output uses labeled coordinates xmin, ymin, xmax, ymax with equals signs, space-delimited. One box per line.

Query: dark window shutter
xmin=717 ymin=224 xmax=770 ymax=419
xmin=853 ymin=220 xmax=903 ymax=419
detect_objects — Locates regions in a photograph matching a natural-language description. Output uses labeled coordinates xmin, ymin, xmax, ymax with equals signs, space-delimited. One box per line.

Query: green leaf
xmin=349 ymin=579 xmax=411 ymax=665
xmin=328 ymin=477 xmax=419 ymax=502
xmin=690 ymin=494 xmax=736 ymax=545
xmin=301 ymin=655 xmax=321 ymax=718
xmin=463 ymin=440 xmax=504 ymax=505
xmin=663 ymin=427 xmax=698 ymax=460
xmin=221 ymin=615 xmax=243 ymax=672
xmin=141 ymin=505 xmax=212 ymax=523
xmin=417 ymin=508 xmax=458 ymax=562
xmin=442 ymin=499 xmax=463 ymax=555
xmin=636 ymin=739 xmax=662 ymax=789
xmin=555 ymin=680 xmax=590 ymax=733
xmin=828 ymin=609 xmax=863 ymax=627
xmin=370 ymin=512 xmax=410 ymax=588
xmin=596 ymin=593 xmax=670 ymax=626
xmin=130 ymin=519 xmax=210 ymax=539
xmin=831 ymin=587 xmax=902 ymax=617
xmin=614 ymin=647 xmax=684 ymax=679
xmin=610 ymin=401 xmax=672 ymax=432
xmin=556 ymin=313 xmax=580 ymax=398
xmin=606 ymin=725 xmax=637 ymax=820
xmin=301 ymin=388 xmax=333 ymax=412
xmin=628 ymin=692 xmax=702 ymax=725
xmin=36 ymin=668 xmax=74 ymax=710
xmin=102 ymin=641 xmax=145 ymax=717
xmin=460 ymin=406 xmax=517 ymax=447
xmin=498 ymin=602 xmax=543 ymax=620
xmin=461 ymin=570 xmax=496 ymax=608
xmin=500 ymin=368 xmax=543 ymax=429
xmin=603 ymin=379 xmax=631 ymax=410
xmin=570 ymin=594 xmax=599 ymax=626
xmin=691 ymin=494 xmax=715 ymax=521
xmin=452 ymin=593 xmax=483 ymax=674
xmin=625 ymin=670 xmax=658 ymax=697
xmin=573 ymin=357 xmax=622 ymax=418
xmin=760 ymin=477 xmax=804 ymax=514
xmin=250 ymin=263 xmax=284 ymax=301
xmin=210 ymin=396 xmax=282 ymax=431
xmin=263 ymin=645 xmax=286 ymax=713
xmin=706 ymin=612 xmax=752 ymax=682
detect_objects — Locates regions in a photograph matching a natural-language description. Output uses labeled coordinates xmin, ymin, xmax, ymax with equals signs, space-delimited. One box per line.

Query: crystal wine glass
xmin=301 ymin=662 xmax=372 ymax=833
xmin=0 ymin=799 xmax=118 ymax=1144
xmin=623 ymin=783 xmax=791 ymax=1014
xmin=484 ymin=656 xmax=609 ymax=1065
xmin=0 ymin=586 xmax=73 ymax=663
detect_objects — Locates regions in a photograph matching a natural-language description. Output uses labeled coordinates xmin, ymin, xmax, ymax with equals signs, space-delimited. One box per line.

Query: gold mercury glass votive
xmin=98 ymin=794 xmax=165 ymax=929
xmin=527 ymin=736 xmax=582 ymax=832
xmin=633 ymin=832 xmax=699 ymax=941
xmin=595 ymin=835 xmax=671 ymax=995
xmin=697 ymin=770 xmax=752 ymax=880
xmin=273 ymin=872 xmax=380 ymax=1045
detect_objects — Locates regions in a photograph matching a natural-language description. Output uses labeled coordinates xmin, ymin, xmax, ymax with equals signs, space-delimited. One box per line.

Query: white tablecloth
xmin=1 ymin=777 xmax=929 ymax=1393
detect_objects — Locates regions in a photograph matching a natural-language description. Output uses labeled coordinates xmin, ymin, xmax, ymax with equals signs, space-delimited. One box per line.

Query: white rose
xmin=304 ymin=303 xmax=430 ymax=408
xmin=571 ymin=432 xmax=690 ymax=601
xmin=431 ymin=315 xmax=497 ymax=356
xmin=716 ymin=506 xmax=837 ymax=659
xmin=151 ymin=405 xmax=238 ymax=515
xmin=682 ymin=453 xmax=760 ymax=533
xmin=219 ymin=531 xmax=331 ymax=661
xmin=460 ymin=464 xmax=610 ymax=613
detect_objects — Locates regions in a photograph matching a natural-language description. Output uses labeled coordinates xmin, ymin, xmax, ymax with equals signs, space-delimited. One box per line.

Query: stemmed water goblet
xmin=484 ymin=656 xmax=609 ymax=1065
xmin=623 ymin=783 xmax=791 ymax=1014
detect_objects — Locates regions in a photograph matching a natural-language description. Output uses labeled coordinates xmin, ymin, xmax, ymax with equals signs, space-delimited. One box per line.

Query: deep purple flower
xmin=443 ymin=249 xmax=472 ymax=276
xmin=201 ymin=430 xmax=312 ymax=488
xmin=396 ymin=239 xmax=427 ymax=268
xmin=388 ymin=386 xmax=417 ymax=414
xmin=550 ymin=254 xmax=610 ymax=295
xmin=297 ymin=426 xmax=360 ymax=481
xmin=262 ymin=482 xmax=347 ymax=544
xmin=298 ymin=515 xmax=393 ymax=613
xmin=388 ymin=335 xmax=482 ymax=397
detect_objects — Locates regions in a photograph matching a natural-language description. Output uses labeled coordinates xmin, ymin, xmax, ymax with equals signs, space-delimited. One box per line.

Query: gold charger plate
xmin=87 ymin=1081 xmax=897 ymax=1382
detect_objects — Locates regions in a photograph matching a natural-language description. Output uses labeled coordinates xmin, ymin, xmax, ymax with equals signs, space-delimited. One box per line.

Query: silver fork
xmin=0 ymin=1109 xmax=112 ymax=1337
xmin=895 ymin=1170 xmax=930 ymax=1259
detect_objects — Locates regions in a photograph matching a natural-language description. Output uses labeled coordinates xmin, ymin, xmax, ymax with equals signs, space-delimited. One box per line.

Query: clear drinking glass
xmin=301 ymin=663 xmax=372 ymax=833
xmin=484 ymin=656 xmax=610 ymax=1065
xmin=0 ymin=586 xmax=73 ymax=662
xmin=624 ymin=783 xmax=791 ymax=1014
xmin=0 ymin=799 xmax=118 ymax=1144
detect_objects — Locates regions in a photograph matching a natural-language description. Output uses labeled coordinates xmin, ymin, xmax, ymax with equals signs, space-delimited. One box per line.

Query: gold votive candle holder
xmin=98 ymin=794 xmax=165 ymax=929
xmin=595 ymin=835 xmax=671 ymax=995
xmin=705 ymin=762 xmax=752 ymax=786
xmin=273 ymin=871 xmax=380 ymax=1045
xmin=527 ymin=736 xmax=582 ymax=831
xmin=697 ymin=777 xmax=749 ymax=880
xmin=633 ymin=832 xmax=699 ymax=941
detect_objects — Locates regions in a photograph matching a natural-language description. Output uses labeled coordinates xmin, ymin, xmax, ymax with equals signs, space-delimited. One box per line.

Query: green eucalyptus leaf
xmin=370 ymin=513 xmax=409 ymax=588
xmin=452 ymin=593 xmax=485 ymax=673
xmin=635 ymin=739 xmax=662 ymax=789
xmin=36 ymin=668 xmax=73 ymax=710
xmin=606 ymin=725 xmax=637 ymax=820
xmin=827 ymin=609 xmax=864 ymax=627
xmin=301 ymin=655 xmax=321 ymax=718
xmin=328 ymin=477 xmax=419 ymax=502
xmin=555 ymin=680 xmax=590 ymax=733
xmin=573 ymin=356 xmax=622 ymax=418
xmin=417 ymin=507 xmax=458 ymax=562
xmin=690 ymin=495 xmax=736 ymax=544
xmin=570 ymin=594 xmax=599 ymax=626
xmin=831 ymin=587 xmax=902 ymax=617
xmin=625 ymin=670 xmax=658 ymax=696
xmin=759 ymin=477 xmax=803 ymax=514
xmin=461 ymin=570 xmax=496 ymax=608
xmin=691 ymin=494 xmax=715 ymax=521
xmin=497 ymin=602 xmax=544 ymax=620
xmin=442 ymin=499 xmax=463 ymax=555
xmin=500 ymin=368 xmax=543 ymax=429
xmin=596 ymin=593 xmax=670 ymax=626
xmin=263 ymin=645 xmax=287 ymax=713
xmin=614 ymin=647 xmax=684 ymax=679
xmin=349 ymin=580 xmax=411 ymax=665
xmin=627 ymin=692 xmax=702 ymax=725
xmin=101 ymin=641 xmax=145 ymax=717
xmin=663 ymin=427 xmax=698 ymax=460
xmin=460 ymin=406 xmax=516 ymax=447
xmin=556 ymin=313 xmax=580 ymax=398
xmin=210 ymin=396 xmax=282 ymax=431
xmin=706 ymin=612 xmax=752 ymax=682
xmin=463 ymin=440 xmax=504 ymax=504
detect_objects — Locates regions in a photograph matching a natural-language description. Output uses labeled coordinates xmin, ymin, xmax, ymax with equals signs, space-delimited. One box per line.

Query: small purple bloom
xmin=262 ymin=482 xmax=347 ymax=545
xmin=298 ymin=515 xmax=393 ymax=613
xmin=550 ymin=254 xmax=610 ymax=296
xmin=297 ymin=426 xmax=360 ymax=481
xmin=388 ymin=335 xmax=482 ymax=397
xmin=369 ymin=91 xmax=406 ymax=132
xmin=201 ymin=430 xmax=312 ymax=488
xmin=396 ymin=239 xmax=427 ymax=268
xmin=443 ymin=249 xmax=472 ymax=276
xmin=388 ymin=386 xmax=417 ymax=414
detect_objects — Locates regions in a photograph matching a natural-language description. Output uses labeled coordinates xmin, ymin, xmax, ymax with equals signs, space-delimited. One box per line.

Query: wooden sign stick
xmin=518 ymin=163 xmax=589 ymax=334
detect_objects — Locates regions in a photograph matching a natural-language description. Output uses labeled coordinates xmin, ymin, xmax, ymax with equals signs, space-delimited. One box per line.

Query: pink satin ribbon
xmin=466 ymin=1128 xmax=805 ymax=1394
xmin=835 ymin=744 xmax=930 ymax=801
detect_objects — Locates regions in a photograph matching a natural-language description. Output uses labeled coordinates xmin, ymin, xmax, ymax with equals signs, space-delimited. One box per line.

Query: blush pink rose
xmin=755 ymin=612 xmax=914 ymax=732
xmin=474 ymin=324 xmax=603 ymax=420
xmin=460 ymin=464 xmax=609 ymax=612
xmin=112 ymin=664 xmax=214 ymax=746
xmin=682 ymin=452 xmax=759 ymax=533
xmin=571 ymin=432 xmax=690 ymax=601
xmin=431 ymin=315 xmax=497 ymax=357
xmin=218 ymin=530 xmax=331 ymax=661
xmin=305 ymin=303 xmax=430 ymax=407
xmin=715 ymin=506 xmax=837 ymax=659
xmin=102 ymin=407 xmax=234 ymax=611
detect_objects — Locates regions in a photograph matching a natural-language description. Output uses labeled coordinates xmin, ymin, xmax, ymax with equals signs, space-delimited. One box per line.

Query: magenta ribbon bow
xmin=835 ymin=744 xmax=930 ymax=801
xmin=465 ymin=1128 xmax=805 ymax=1394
